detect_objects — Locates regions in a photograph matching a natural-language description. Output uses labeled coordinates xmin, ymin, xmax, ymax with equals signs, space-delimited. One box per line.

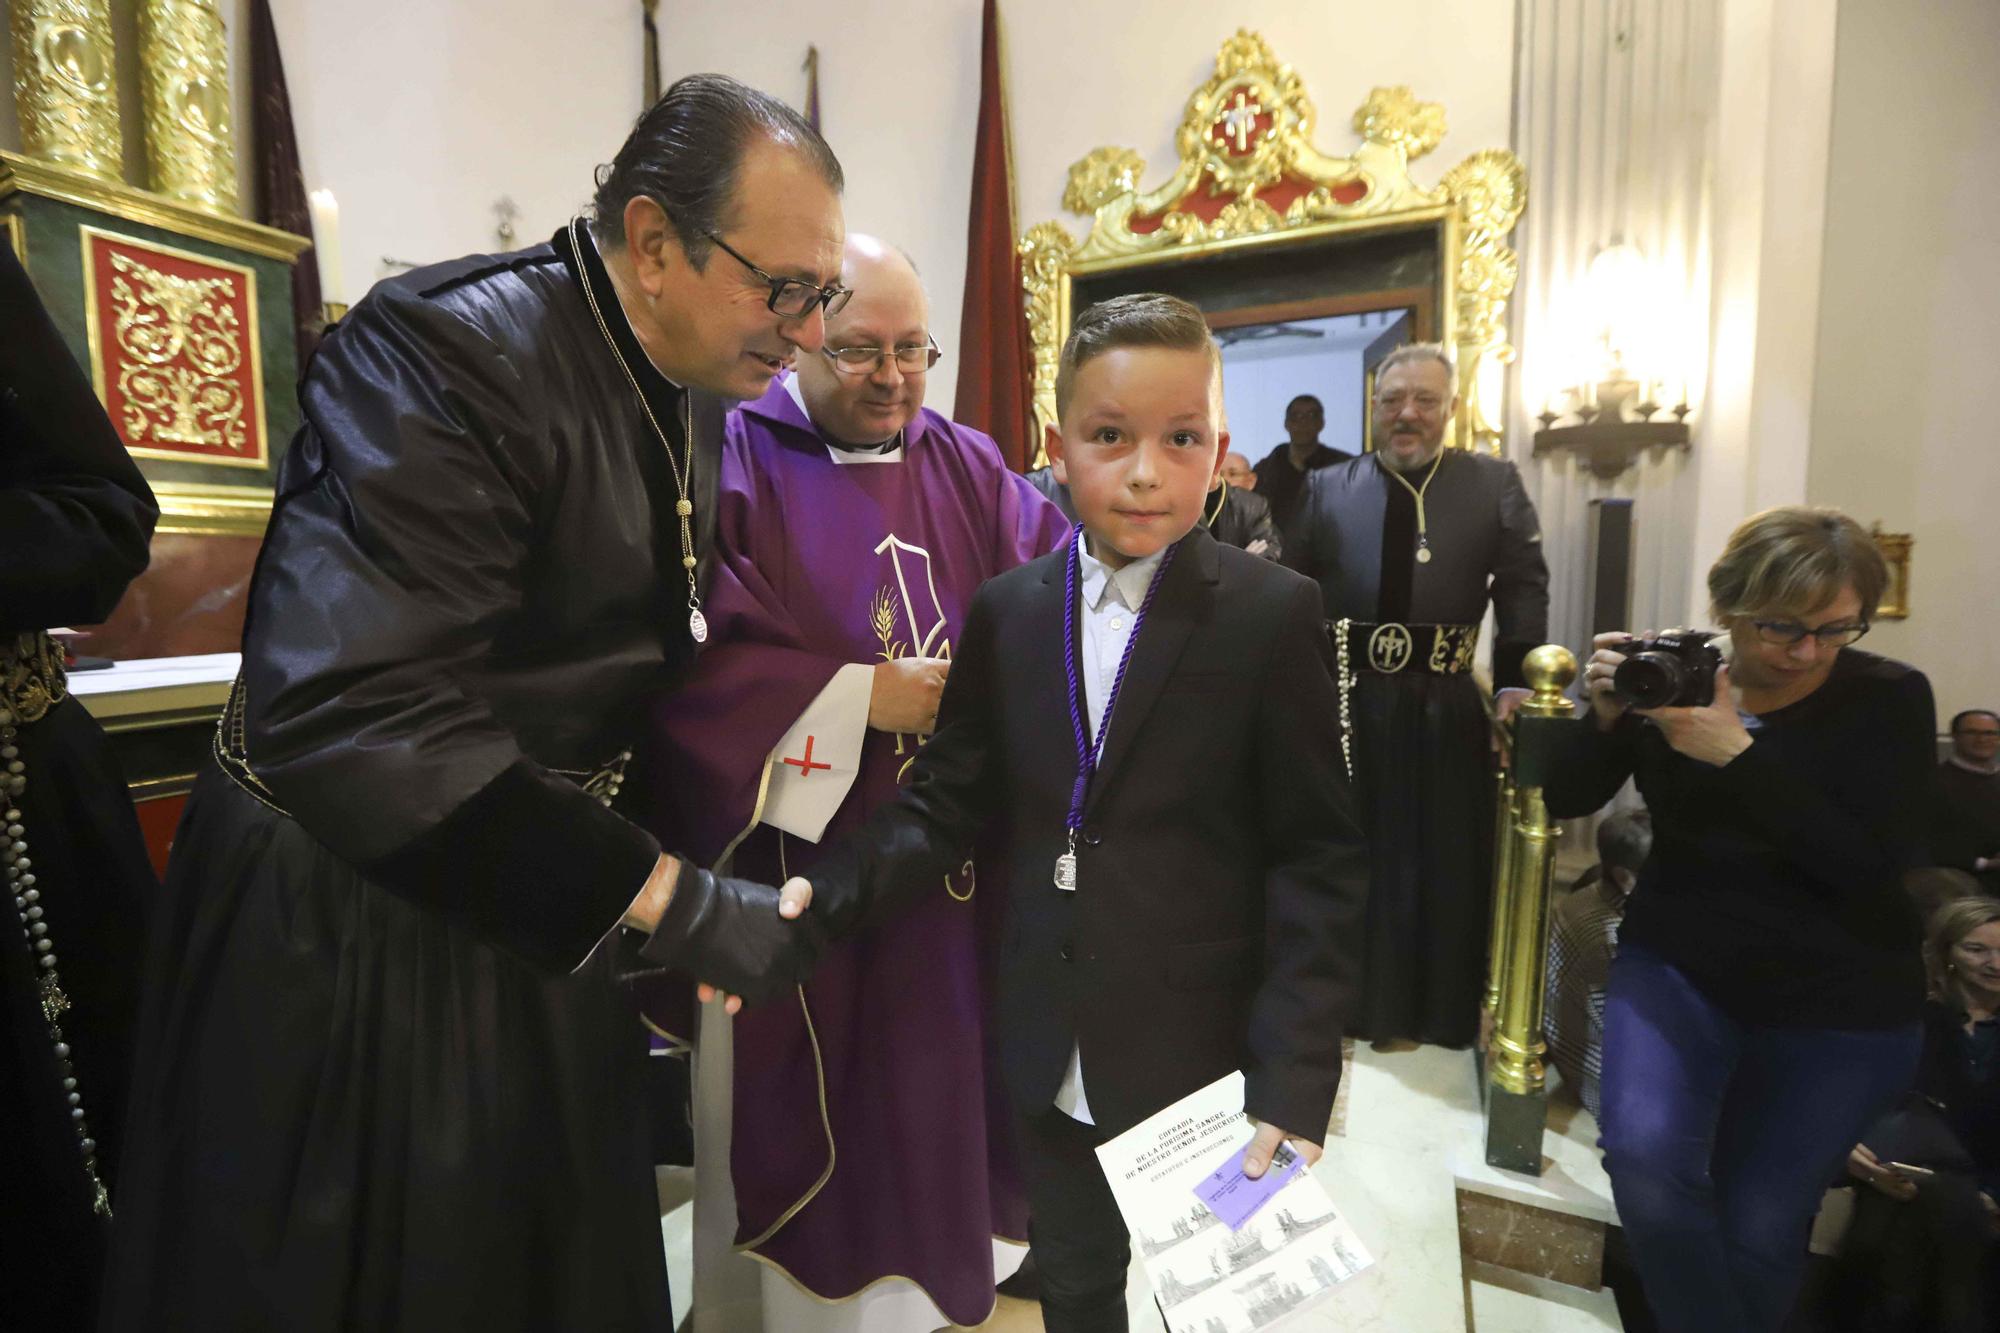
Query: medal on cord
xmin=569 ymin=216 xmax=709 ymax=643
xmin=1381 ymin=448 xmax=1445 ymax=564
xmin=1055 ymin=529 xmax=1178 ymax=891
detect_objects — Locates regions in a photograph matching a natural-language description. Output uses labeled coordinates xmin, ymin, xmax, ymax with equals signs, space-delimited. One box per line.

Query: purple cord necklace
xmin=1056 ymin=528 xmax=1179 ymax=891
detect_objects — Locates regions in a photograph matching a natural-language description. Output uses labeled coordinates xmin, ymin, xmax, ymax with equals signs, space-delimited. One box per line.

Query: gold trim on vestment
xmin=732 ymin=978 xmax=838 ymax=1253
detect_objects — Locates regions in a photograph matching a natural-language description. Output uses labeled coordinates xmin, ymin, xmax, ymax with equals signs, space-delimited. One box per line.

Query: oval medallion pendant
xmin=1416 ymin=547 xmax=1433 ymax=564
xmin=689 ymin=609 xmax=709 ymax=644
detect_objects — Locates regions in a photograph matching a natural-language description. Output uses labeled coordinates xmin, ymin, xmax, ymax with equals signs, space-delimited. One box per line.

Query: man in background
xmin=1251 ymin=393 xmax=1353 ymax=531
xmin=1935 ymin=708 xmax=2000 ymax=894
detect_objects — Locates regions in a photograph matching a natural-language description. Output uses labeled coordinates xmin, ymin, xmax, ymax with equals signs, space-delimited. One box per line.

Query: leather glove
xmin=614 ymin=861 xmax=820 ymax=1007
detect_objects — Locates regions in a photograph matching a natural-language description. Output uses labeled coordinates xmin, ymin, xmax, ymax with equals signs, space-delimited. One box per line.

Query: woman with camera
xmin=1547 ymin=506 xmax=1937 ymax=1332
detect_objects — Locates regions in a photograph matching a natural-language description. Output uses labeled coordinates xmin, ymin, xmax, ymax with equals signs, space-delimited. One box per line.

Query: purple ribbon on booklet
xmin=1191 ymin=1140 xmax=1307 ymax=1231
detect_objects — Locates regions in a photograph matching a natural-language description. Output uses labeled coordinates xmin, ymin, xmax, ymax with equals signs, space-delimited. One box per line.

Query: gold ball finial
xmin=1523 ymin=644 xmax=1578 ymax=695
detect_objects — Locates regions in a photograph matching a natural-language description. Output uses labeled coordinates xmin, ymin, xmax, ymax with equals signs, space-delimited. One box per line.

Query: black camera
xmin=1612 ymin=630 xmax=1724 ymax=709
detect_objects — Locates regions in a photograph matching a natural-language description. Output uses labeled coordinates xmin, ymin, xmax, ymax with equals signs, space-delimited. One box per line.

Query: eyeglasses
xmin=1750 ymin=619 xmax=1871 ymax=648
xmin=703 ymin=231 xmax=851 ymax=319
xmin=823 ymin=335 xmax=942 ymax=377
xmin=1957 ymin=728 xmax=2000 ymax=739
xmin=1374 ymin=392 xmax=1447 ymax=414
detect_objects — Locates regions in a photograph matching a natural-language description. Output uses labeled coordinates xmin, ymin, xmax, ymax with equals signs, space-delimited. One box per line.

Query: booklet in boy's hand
xmin=1094 ymin=1071 xmax=1373 ymax=1332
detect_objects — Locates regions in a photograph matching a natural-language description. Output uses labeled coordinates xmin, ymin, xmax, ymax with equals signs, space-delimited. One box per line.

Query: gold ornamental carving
xmin=8 ymin=0 xmax=125 ymax=183
xmin=80 ymin=227 xmax=270 ymax=470
xmin=107 ymin=250 xmax=250 ymax=451
xmin=1021 ymin=31 xmax=1528 ymax=453
xmin=137 ymin=0 xmax=241 ymax=215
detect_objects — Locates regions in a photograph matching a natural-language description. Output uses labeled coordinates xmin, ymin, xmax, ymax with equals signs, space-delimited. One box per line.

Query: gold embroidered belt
xmin=1329 ymin=620 xmax=1480 ymax=781
xmin=0 ymin=631 xmax=68 ymax=726
xmin=213 ymin=674 xmax=633 ymax=816
xmin=1334 ymin=620 xmax=1480 ymax=677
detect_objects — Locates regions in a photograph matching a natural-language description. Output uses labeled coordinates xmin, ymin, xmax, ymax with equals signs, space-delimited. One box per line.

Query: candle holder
xmin=1532 ymin=364 xmax=1691 ymax=480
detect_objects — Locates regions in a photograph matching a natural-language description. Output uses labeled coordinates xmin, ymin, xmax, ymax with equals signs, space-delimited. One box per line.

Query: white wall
xmin=1221 ymin=344 xmax=1365 ymax=467
xmin=1806 ymin=0 xmax=2000 ymax=724
xmin=656 ymin=0 xmax=1518 ymax=419
xmin=4 ymin=2 xmax=1517 ymax=421
xmin=267 ymin=0 xmax=645 ymax=303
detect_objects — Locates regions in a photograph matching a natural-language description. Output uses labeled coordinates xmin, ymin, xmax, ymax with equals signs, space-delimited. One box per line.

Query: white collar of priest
xmin=782 ymin=371 xmax=907 ymax=463
xmin=1079 ymin=541 xmax=1164 ymax=612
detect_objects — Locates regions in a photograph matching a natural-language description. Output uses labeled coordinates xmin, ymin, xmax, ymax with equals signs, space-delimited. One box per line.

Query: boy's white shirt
xmin=1054 ymin=541 xmax=1166 ymax=1126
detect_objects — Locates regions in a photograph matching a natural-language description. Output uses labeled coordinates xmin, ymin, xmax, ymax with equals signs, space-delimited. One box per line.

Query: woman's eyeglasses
xmin=1749 ymin=619 xmax=1870 ymax=648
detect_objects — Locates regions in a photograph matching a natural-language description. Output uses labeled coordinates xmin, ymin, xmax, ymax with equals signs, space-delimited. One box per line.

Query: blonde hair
xmin=1926 ymin=896 xmax=2000 ymax=1007
xmin=1706 ymin=505 xmax=1889 ymax=622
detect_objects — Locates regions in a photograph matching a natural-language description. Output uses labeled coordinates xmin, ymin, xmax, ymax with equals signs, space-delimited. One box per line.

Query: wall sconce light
xmin=1870 ymin=523 xmax=1912 ymax=620
xmin=1532 ymin=243 xmax=1692 ymax=479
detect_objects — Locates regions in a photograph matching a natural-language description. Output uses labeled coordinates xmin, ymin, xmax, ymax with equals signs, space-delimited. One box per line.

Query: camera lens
xmin=1613 ymin=653 xmax=1686 ymax=710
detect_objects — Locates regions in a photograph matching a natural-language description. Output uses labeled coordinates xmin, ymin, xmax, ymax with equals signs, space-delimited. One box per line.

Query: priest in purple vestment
xmin=646 ymin=236 xmax=1069 ymax=1331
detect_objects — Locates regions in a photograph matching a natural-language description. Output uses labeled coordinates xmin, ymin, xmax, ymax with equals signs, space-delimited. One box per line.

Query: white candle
xmin=308 ymin=188 xmax=345 ymax=306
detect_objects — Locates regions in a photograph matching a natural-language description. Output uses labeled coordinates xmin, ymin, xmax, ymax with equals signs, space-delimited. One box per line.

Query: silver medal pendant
xmin=689 ymin=608 xmax=709 ymax=644
xmin=1053 ymin=852 xmax=1077 ymax=892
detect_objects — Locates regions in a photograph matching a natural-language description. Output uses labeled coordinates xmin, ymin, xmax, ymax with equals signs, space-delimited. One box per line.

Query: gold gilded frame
xmin=1020 ymin=31 xmax=1526 ymax=459
xmin=78 ymin=224 xmax=270 ymax=471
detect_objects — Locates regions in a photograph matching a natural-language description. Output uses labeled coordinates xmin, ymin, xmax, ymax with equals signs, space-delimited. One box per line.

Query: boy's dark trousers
xmin=1016 ymin=1107 xmax=1132 ymax=1333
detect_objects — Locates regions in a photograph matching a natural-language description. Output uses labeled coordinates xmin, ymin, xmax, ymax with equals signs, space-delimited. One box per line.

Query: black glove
xmin=614 ymin=861 xmax=820 ymax=1007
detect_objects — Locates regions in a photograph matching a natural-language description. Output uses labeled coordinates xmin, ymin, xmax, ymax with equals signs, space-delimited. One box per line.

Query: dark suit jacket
xmin=1207 ymin=484 xmax=1282 ymax=560
xmin=810 ymin=526 xmax=1367 ymax=1138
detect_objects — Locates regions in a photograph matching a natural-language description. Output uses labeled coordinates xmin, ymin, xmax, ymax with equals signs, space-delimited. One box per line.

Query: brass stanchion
xmin=1484 ymin=645 xmax=1578 ymax=1174
xmin=1484 ymin=757 xmax=1517 ymax=1021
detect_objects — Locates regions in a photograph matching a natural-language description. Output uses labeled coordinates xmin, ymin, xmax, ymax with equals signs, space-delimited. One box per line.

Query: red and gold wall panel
xmin=79 ymin=225 xmax=269 ymax=470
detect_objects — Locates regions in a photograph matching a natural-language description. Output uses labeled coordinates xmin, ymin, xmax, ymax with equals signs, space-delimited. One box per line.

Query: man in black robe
xmin=1 ymin=243 xmax=158 ymax=1332
xmin=1251 ymin=394 xmax=1354 ymax=532
xmin=102 ymin=75 xmax=838 ymax=1332
xmin=1286 ymin=345 xmax=1549 ymax=1048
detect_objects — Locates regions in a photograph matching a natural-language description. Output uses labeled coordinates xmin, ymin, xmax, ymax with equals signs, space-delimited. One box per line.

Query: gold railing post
xmin=1484 ymin=758 xmax=1517 ymax=1021
xmin=1484 ymin=644 xmax=1578 ymax=1174
xmin=9 ymin=0 xmax=126 ymax=183
xmin=137 ymin=0 xmax=239 ymax=215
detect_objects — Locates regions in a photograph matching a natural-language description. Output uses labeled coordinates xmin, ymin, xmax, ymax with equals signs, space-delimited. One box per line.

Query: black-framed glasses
xmin=1750 ymin=618 xmax=1870 ymax=648
xmin=823 ymin=335 xmax=942 ymax=377
xmin=704 ymin=231 xmax=851 ymax=319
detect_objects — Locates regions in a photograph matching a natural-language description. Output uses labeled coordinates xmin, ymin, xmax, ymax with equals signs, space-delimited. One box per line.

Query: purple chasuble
xmin=644 ymin=377 xmax=1068 ymax=1323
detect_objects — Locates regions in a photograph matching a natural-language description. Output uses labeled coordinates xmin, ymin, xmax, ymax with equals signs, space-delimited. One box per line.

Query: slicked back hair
xmin=1376 ymin=342 xmax=1459 ymax=395
xmin=1055 ymin=293 xmax=1220 ymax=418
xmin=592 ymin=72 xmax=842 ymax=269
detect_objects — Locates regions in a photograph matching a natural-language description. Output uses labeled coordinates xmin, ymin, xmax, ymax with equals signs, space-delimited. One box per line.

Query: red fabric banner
xmin=953 ymin=0 xmax=1036 ymax=472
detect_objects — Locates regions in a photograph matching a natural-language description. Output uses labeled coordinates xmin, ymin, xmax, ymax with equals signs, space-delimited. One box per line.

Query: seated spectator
xmin=1827 ymin=897 xmax=2000 ymax=1332
xmin=1544 ymin=810 xmax=1653 ymax=1120
xmin=1935 ymin=709 xmax=2000 ymax=894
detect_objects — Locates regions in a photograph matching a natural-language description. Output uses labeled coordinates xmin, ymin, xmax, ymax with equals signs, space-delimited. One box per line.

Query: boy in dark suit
xmin=794 ymin=293 xmax=1367 ymax=1332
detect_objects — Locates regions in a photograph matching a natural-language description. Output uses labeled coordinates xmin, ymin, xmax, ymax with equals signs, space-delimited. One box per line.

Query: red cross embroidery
xmin=781 ymin=735 xmax=832 ymax=777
